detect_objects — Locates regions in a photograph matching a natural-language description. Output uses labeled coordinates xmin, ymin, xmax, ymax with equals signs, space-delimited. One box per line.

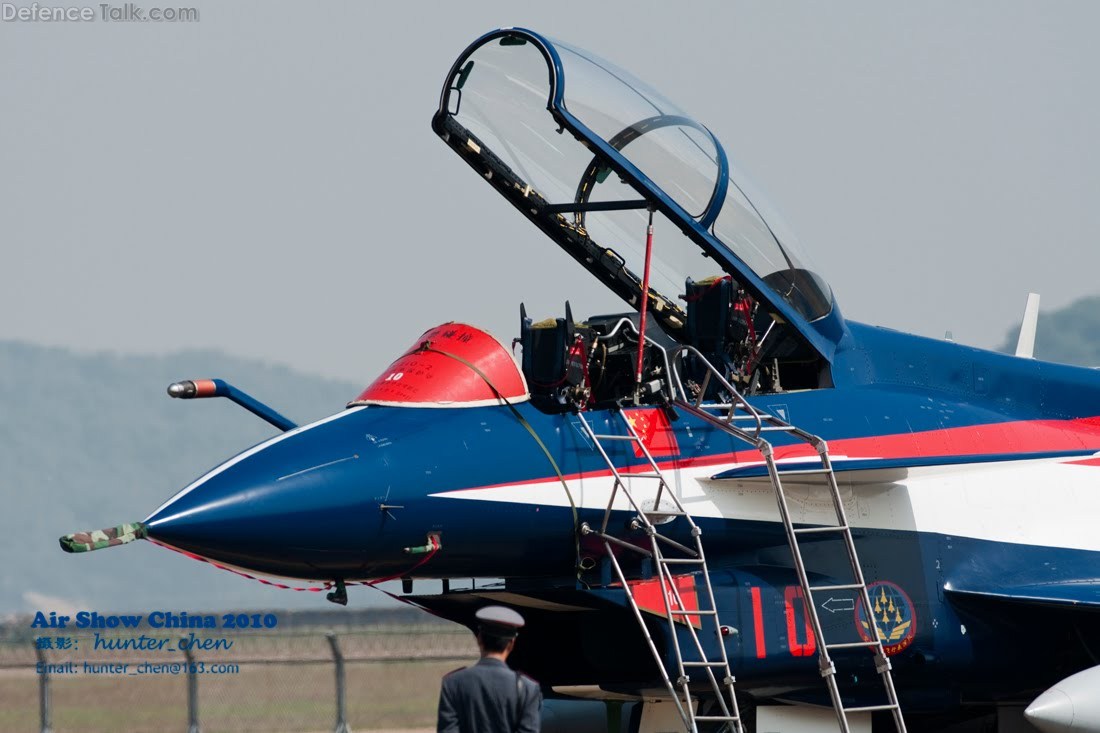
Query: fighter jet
xmin=62 ymin=28 xmax=1100 ymax=733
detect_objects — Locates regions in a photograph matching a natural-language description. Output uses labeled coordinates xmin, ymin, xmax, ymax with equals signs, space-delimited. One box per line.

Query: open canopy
xmin=433 ymin=28 xmax=845 ymax=362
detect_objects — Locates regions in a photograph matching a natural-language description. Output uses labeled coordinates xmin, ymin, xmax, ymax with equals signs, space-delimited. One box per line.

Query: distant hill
xmin=998 ymin=295 xmax=1100 ymax=366
xmin=0 ymin=341 xmax=394 ymax=615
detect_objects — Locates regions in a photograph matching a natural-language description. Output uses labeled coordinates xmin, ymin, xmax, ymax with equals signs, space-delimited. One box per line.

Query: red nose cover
xmin=352 ymin=323 xmax=529 ymax=407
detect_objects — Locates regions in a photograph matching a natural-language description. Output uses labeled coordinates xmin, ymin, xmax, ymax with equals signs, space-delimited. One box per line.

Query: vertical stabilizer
xmin=1015 ymin=293 xmax=1041 ymax=358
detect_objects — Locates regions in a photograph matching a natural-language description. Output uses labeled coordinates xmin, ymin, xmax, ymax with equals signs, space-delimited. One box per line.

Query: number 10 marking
xmin=749 ymin=586 xmax=817 ymax=659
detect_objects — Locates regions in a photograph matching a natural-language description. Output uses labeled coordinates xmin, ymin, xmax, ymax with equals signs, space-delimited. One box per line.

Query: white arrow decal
xmin=821 ymin=597 xmax=855 ymax=613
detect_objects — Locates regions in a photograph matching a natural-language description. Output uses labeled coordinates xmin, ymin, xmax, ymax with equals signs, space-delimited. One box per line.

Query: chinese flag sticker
xmin=623 ymin=408 xmax=680 ymax=458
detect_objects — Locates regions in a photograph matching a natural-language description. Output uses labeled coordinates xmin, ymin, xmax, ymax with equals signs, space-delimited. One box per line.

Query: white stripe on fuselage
xmin=145 ymin=406 xmax=369 ymax=524
xmin=429 ymin=454 xmax=1100 ymax=552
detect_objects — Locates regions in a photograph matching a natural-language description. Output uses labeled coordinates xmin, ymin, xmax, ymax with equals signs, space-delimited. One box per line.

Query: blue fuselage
xmin=143 ymin=322 xmax=1100 ymax=706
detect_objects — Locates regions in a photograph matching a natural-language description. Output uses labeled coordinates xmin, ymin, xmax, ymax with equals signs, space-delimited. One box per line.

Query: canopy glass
xmin=433 ymin=29 xmax=839 ymax=360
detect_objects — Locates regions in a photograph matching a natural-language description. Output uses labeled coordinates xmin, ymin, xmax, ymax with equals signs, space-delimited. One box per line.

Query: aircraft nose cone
xmin=1025 ymin=689 xmax=1076 ymax=733
xmin=144 ymin=408 xmax=379 ymax=578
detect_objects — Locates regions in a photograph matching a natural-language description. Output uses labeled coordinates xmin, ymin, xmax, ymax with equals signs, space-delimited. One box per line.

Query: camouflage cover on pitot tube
xmin=59 ymin=522 xmax=147 ymax=553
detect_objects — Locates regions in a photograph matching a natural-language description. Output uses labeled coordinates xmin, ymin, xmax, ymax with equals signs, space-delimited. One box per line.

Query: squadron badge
xmin=855 ymin=581 xmax=916 ymax=655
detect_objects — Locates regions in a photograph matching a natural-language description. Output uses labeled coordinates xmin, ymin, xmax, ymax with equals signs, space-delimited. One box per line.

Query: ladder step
xmin=651 ymin=533 xmax=699 ymax=556
xmin=827 ymin=641 xmax=881 ymax=650
xmin=777 ymin=468 xmax=832 ymax=476
xmin=844 ymin=704 xmax=899 ymax=714
xmin=583 ymin=409 xmax=754 ymax=730
xmin=808 ymin=583 xmax=864 ymax=592
xmin=793 ymin=525 xmax=849 ymax=535
xmin=759 ymin=426 xmax=795 ymax=432
xmin=702 ymin=413 xmax=757 ymax=422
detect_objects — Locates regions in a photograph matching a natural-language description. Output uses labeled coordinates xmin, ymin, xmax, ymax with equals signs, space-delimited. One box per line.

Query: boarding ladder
xmin=576 ymin=407 xmax=743 ymax=733
xmin=670 ymin=346 xmax=908 ymax=733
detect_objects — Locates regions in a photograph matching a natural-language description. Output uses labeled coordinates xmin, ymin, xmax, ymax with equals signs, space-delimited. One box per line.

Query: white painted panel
xmin=431 ymin=454 xmax=1100 ymax=552
xmin=757 ymin=706 xmax=870 ymax=733
xmin=638 ymin=700 xmax=695 ymax=733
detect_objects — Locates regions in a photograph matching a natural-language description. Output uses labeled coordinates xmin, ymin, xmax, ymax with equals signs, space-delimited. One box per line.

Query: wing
xmin=945 ymin=581 xmax=1100 ymax=610
xmin=709 ymin=449 xmax=1099 ymax=484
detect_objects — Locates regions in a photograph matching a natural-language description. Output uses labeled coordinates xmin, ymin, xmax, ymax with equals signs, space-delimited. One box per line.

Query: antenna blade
xmin=1015 ymin=292 xmax=1041 ymax=358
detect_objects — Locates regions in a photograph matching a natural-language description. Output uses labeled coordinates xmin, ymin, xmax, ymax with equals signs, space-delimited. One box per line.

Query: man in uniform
xmin=437 ymin=605 xmax=541 ymax=733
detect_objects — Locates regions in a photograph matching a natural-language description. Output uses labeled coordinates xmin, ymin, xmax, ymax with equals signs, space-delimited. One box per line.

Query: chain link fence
xmin=0 ymin=609 xmax=477 ymax=733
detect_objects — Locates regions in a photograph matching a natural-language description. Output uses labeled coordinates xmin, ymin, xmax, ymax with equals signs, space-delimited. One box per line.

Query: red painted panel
xmin=630 ymin=574 xmax=700 ymax=628
xmin=353 ymin=323 xmax=528 ymax=406
xmin=623 ymin=408 xmax=680 ymax=458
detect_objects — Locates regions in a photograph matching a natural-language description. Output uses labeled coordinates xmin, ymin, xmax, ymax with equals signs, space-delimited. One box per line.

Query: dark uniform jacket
xmin=437 ymin=657 xmax=541 ymax=733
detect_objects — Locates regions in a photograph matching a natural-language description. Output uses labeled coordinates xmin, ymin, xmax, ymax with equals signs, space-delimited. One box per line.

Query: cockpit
xmin=433 ymin=29 xmax=845 ymax=413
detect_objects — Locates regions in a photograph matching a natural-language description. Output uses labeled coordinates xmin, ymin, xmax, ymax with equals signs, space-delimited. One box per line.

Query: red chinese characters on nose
xmin=353 ymin=323 xmax=529 ymax=407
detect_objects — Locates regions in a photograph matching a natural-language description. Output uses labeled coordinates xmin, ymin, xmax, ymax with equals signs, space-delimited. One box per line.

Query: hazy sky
xmin=4 ymin=1 xmax=1099 ymax=383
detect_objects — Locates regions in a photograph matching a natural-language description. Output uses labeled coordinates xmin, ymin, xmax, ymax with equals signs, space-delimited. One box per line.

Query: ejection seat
xmin=518 ymin=303 xmax=592 ymax=413
xmin=682 ymin=275 xmax=739 ymax=399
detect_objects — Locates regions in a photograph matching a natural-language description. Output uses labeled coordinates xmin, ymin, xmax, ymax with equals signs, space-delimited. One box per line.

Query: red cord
xmin=147 ymin=537 xmax=440 ymax=594
xmin=635 ymin=212 xmax=655 ymax=385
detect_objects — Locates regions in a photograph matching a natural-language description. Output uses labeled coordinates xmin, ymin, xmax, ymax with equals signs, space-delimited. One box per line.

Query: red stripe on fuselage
xmin=439 ymin=415 xmax=1100 ymax=494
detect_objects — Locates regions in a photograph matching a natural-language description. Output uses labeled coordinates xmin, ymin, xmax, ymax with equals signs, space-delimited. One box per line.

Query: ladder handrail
xmin=668 ymin=344 xmax=764 ymax=440
xmin=575 ymin=340 xmax=905 ymax=732
xmin=575 ymin=410 xmax=743 ymax=733
xmin=670 ymin=344 xmax=826 ymax=447
xmin=662 ymin=346 xmax=907 ymax=733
